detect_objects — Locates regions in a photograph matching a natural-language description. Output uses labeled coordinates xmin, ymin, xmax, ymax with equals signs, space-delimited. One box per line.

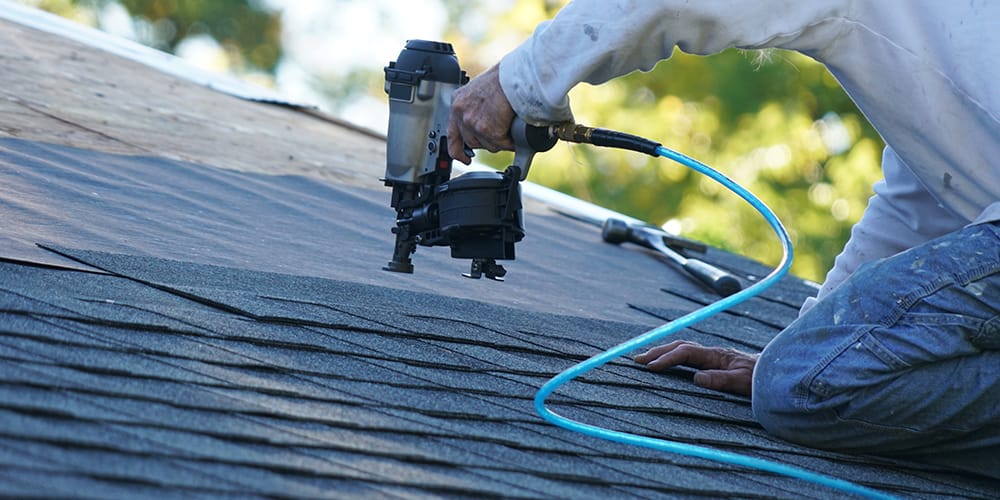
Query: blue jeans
xmin=753 ymin=221 xmax=1000 ymax=479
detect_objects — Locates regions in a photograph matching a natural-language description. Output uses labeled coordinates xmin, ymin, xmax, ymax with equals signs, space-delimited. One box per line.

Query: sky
xmin=262 ymin=0 xmax=452 ymax=131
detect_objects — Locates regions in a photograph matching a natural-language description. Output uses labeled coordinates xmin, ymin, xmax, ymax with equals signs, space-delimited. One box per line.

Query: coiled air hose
xmin=535 ymin=124 xmax=895 ymax=500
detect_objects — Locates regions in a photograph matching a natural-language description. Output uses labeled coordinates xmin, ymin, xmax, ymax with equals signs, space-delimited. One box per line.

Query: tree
xmin=20 ymin=0 xmax=282 ymax=73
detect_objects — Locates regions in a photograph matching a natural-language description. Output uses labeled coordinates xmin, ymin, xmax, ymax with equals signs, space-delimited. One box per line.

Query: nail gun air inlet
xmin=534 ymin=127 xmax=896 ymax=500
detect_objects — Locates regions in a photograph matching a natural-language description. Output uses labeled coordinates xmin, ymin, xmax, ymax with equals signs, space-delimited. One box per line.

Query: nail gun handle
xmin=510 ymin=117 xmax=558 ymax=179
xmin=682 ymin=258 xmax=742 ymax=297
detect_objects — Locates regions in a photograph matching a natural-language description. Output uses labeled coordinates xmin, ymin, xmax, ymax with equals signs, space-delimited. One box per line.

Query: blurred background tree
xmin=20 ymin=0 xmax=282 ymax=73
xmin=17 ymin=0 xmax=885 ymax=283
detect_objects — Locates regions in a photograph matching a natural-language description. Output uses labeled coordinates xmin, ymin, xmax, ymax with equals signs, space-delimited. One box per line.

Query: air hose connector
xmin=552 ymin=122 xmax=595 ymax=144
xmin=552 ymin=122 xmax=661 ymax=156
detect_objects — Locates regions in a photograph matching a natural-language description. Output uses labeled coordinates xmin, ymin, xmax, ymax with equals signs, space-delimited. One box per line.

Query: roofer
xmin=447 ymin=1 xmax=999 ymax=479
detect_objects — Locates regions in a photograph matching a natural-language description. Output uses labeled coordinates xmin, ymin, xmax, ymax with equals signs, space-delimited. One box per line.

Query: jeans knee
xmin=751 ymin=340 xmax=810 ymax=441
xmin=750 ymin=313 xmax=852 ymax=447
xmin=752 ymin=353 xmax=857 ymax=450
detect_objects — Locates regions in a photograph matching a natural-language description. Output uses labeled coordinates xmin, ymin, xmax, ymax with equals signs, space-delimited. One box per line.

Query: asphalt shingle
xmin=1 ymin=99 xmax=996 ymax=497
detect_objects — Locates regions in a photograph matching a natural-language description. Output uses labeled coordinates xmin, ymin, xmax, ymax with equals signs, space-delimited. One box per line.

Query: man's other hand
xmin=634 ymin=340 xmax=758 ymax=397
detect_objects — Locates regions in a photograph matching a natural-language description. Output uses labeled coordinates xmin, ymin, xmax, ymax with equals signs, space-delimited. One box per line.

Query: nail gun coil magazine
xmin=435 ymin=169 xmax=524 ymax=260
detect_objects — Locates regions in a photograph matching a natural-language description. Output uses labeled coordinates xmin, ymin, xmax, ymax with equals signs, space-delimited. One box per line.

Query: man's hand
xmin=447 ymin=64 xmax=515 ymax=164
xmin=634 ymin=340 xmax=758 ymax=396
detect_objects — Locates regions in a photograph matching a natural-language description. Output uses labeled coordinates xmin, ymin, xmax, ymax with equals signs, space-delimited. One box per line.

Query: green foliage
xmin=115 ymin=0 xmax=282 ymax=71
xmin=23 ymin=0 xmax=282 ymax=72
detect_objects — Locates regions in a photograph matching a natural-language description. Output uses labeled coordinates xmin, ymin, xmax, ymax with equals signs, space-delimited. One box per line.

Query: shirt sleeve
xmin=499 ymin=0 xmax=848 ymax=124
xmin=799 ymin=147 xmax=969 ymax=313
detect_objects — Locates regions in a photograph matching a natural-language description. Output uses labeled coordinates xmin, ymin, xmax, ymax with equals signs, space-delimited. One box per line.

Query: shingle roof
xmin=1 ymin=6 xmax=997 ymax=499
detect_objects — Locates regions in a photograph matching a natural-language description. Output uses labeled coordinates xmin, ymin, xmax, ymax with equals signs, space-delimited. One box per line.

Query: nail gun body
xmin=382 ymin=40 xmax=555 ymax=280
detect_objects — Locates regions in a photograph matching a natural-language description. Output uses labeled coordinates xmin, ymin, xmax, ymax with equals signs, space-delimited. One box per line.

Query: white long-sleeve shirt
xmin=498 ymin=0 xmax=1000 ymax=304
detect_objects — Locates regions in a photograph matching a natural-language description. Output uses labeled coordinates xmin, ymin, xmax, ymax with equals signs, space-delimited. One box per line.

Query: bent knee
xmin=751 ymin=362 xmax=853 ymax=450
xmin=751 ymin=350 xmax=811 ymax=442
xmin=750 ymin=335 xmax=850 ymax=449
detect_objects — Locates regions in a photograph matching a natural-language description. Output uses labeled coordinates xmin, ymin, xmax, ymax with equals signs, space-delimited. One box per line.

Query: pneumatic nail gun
xmin=382 ymin=40 xmax=556 ymax=280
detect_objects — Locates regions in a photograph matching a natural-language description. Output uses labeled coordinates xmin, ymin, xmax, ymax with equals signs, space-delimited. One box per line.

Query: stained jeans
xmin=753 ymin=221 xmax=1000 ymax=479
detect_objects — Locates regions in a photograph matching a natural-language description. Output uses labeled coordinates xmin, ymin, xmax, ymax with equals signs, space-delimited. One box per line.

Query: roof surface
xmin=1 ymin=6 xmax=997 ymax=499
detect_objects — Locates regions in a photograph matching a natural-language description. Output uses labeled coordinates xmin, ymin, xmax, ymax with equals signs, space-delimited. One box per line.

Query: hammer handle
xmin=643 ymin=227 xmax=742 ymax=297
xmin=682 ymin=258 xmax=742 ymax=297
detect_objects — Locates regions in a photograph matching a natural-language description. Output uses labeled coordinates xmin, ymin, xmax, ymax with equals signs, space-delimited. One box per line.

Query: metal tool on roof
xmin=601 ymin=217 xmax=742 ymax=296
xmin=381 ymin=40 xmax=555 ymax=280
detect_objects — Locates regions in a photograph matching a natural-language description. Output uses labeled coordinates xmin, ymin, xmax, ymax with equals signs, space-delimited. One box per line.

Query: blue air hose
xmin=535 ymin=126 xmax=895 ymax=500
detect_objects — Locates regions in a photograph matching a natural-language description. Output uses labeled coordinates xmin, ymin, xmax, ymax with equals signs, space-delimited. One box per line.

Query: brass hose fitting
xmin=551 ymin=122 xmax=661 ymax=156
xmin=551 ymin=122 xmax=596 ymax=144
